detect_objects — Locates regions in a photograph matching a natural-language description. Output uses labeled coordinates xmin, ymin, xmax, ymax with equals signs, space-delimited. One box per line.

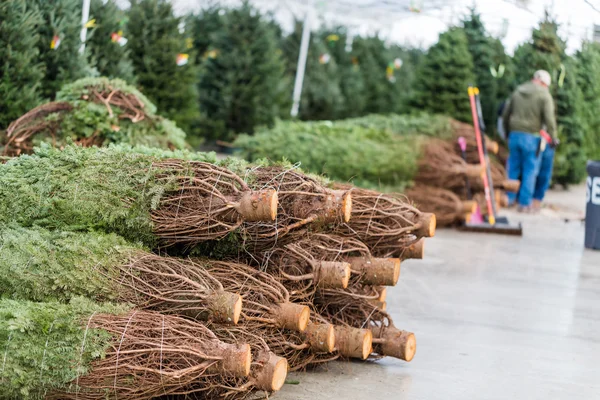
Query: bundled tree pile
xmin=235 ymin=113 xmax=516 ymax=227
xmin=0 ymin=144 xmax=434 ymax=398
xmin=1 ymin=77 xmax=188 ymax=156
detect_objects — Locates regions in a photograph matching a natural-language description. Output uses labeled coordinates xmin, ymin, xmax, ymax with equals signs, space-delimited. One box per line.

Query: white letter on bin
xmin=593 ymin=177 xmax=600 ymax=206
xmin=587 ymin=176 xmax=592 ymax=204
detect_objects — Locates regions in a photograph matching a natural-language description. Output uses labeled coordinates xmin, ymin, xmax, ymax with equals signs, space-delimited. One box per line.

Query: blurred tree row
xmin=2 ymin=1 xmax=600 ymax=183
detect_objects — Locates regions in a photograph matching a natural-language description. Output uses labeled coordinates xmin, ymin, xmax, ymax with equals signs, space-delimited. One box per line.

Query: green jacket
xmin=502 ymin=81 xmax=557 ymax=139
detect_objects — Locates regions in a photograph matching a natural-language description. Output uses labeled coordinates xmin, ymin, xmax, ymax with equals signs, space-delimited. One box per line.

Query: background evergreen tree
xmin=351 ymin=36 xmax=408 ymax=115
xmin=127 ymin=0 xmax=199 ymax=135
xmin=412 ymin=27 xmax=475 ymax=122
xmin=282 ymin=21 xmax=344 ymax=121
xmin=86 ymin=0 xmax=135 ymax=83
xmin=318 ymin=27 xmax=366 ymax=118
xmin=554 ymin=58 xmax=586 ymax=185
xmin=197 ymin=2 xmax=286 ymax=140
xmin=575 ymin=42 xmax=600 ymax=161
xmin=512 ymin=14 xmax=564 ymax=84
xmin=462 ymin=9 xmax=496 ymax=132
xmin=28 ymin=0 xmax=89 ymax=99
xmin=489 ymin=37 xmax=515 ymax=110
xmin=0 ymin=0 xmax=44 ymax=128
xmin=513 ymin=15 xmax=584 ymax=184
xmin=186 ymin=6 xmax=224 ymax=65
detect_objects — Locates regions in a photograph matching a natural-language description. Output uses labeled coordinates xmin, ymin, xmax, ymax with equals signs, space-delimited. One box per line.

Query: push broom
xmin=460 ymin=86 xmax=522 ymax=236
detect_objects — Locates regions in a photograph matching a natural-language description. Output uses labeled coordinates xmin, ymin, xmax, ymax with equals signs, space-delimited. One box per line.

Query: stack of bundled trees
xmin=236 ymin=113 xmax=517 ymax=228
xmin=0 ymin=143 xmax=433 ymax=398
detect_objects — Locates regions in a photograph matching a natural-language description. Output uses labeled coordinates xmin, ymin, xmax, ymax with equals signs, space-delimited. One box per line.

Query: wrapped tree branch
xmin=215 ymin=163 xmax=352 ymax=253
xmin=314 ymin=290 xmax=416 ymax=362
xmin=3 ymin=102 xmax=74 ymax=156
xmin=0 ymin=145 xmax=277 ymax=249
xmin=406 ymin=185 xmax=474 ymax=227
xmin=0 ymin=298 xmax=253 ymax=400
xmin=286 ymin=233 xmax=402 ymax=287
xmin=331 ymin=186 xmax=435 ymax=258
xmin=0 ymin=226 xmax=242 ymax=324
xmin=414 ymin=139 xmax=484 ymax=192
xmin=194 ymin=259 xmax=310 ymax=332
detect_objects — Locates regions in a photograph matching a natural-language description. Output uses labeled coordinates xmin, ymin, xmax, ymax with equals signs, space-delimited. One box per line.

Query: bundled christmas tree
xmin=27 ymin=0 xmax=89 ymax=99
xmin=2 ymin=77 xmax=187 ymax=155
xmin=197 ymin=2 xmax=286 ymax=140
xmin=0 ymin=144 xmax=281 ymax=249
xmin=0 ymin=297 xmax=262 ymax=399
xmin=412 ymin=27 xmax=475 ymax=122
xmin=126 ymin=0 xmax=199 ymax=135
xmin=86 ymin=0 xmax=135 ymax=82
xmin=0 ymin=0 xmax=45 ymax=129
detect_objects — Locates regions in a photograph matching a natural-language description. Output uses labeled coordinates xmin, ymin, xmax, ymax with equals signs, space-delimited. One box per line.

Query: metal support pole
xmin=290 ymin=7 xmax=312 ymax=118
xmin=79 ymin=0 xmax=91 ymax=54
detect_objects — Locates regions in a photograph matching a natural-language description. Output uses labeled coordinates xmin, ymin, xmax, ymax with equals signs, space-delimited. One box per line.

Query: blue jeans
xmin=533 ymin=146 xmax=555 ymax=201
xmin=506 ymin=132 xmax=541 ymax=207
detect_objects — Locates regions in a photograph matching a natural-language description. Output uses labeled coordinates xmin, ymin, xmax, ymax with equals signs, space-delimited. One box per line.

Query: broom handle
xmin=468 ymin=86 xmax=496 ymax=225
xmin=475 ymin=90 xmax=499 ymax=218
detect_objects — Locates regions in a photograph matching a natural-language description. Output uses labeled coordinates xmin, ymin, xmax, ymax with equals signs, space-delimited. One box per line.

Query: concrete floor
xmin=277 ymin=186 xmax=600 ymax=400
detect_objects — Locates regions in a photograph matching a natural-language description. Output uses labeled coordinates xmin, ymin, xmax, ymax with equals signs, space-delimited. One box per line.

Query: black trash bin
xmin=585 ymin=160 xmax=600 ymax=249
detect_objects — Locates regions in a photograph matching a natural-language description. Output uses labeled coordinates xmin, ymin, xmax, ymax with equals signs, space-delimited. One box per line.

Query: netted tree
xmin=412 ymin=27 xmax=475 ymax=122
xmin=197 ymin=2 xmax=286 ymax=141
xmin=0 ymin=0 xmax=44 ymax=129
xmin=86 ymin=0 xmax=135 ymax=82
xmin=27 ymin=0 xmax=89 ymax=99
xmin=126 ymin=0 xmax=199 ymax=135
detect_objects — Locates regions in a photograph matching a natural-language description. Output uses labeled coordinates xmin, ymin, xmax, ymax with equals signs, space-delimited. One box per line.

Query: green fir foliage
xmin=0 ymin=225 xmax=141 ymax=303
xmin=197 ymin=2 xmax=286 ymax=140
xmin=0 ymin=297 xmax=126 ymax=399
xmin=235 ymin=119 xmax=421 ymax=190
xmin=282 ymin=21 xmax=344 ymax=120
xmin=86 ymin=0 xmax=136 ymax=82
xmin=27 ymin=0 xmax=89 ymax=99
xmin=412 ymin=28 xmax=475 ymax=122
xmin=337 ymin=113 xmax=453 ymax=139
xmin=575 ymin=42 xmax=600 ymax=161
xmin=0 ymin=0 xmax=45 ymax=129
xmin=127 ymin=0 xmax=199 ymax=134
xmin=318 ymin=27 xmax=367 ymax=118
xmin=553 ymin=59 xmax=586 ymax=185
xmin=462 ymin=9 xmax=497 ymax=132
xmin=48 ymin=77 xmax=187 ymax=150
xmin=0 ymin=144 xmax=211 ymax=246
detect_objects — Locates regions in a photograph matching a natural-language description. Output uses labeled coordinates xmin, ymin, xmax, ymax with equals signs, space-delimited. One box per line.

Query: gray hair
xmin=533 ymin=70 xmax=551 ymax=86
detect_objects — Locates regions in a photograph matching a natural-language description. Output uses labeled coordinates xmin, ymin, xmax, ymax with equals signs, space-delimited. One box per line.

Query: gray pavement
xmin=277 ymin=186 xmax=600 ymax=400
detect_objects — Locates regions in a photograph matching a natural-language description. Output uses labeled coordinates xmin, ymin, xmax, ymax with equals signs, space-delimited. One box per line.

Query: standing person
xmin=502 ymin=70 xmax=558 ymax=212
